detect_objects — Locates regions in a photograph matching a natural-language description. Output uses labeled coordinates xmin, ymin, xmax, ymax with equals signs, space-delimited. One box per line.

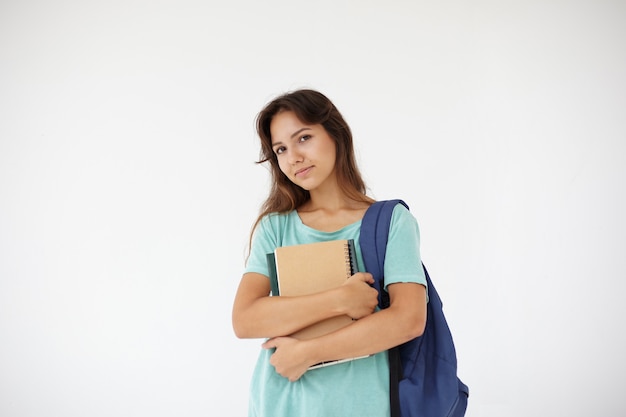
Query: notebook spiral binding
xmin=344 ymin=239 xmax=356 ymax=278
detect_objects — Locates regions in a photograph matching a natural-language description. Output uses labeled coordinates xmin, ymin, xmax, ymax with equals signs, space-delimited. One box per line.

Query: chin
xmin=296 ymin=182 xmax=316 ymax=192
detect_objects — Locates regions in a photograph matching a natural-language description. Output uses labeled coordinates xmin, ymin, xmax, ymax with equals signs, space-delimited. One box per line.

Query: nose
xmin=287 ymin=148 xmax=304 ymax=165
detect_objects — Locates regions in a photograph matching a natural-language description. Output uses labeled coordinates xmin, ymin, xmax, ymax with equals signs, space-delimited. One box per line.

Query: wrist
xmin=330 ymin=285 xmax=348 ymax=316
xmin=301 ymin=338 xmax=324 ymax=367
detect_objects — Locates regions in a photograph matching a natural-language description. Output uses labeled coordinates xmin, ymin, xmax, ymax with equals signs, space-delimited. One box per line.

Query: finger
xmin=262 ymin=338 xmax=277 ymax=349
xmin=361 ymin=272 xmax=375 ymax=284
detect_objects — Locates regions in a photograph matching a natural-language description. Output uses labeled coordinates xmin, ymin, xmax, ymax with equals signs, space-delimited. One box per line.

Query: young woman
xmin=232 ymin=89 xmax=427 ymax=416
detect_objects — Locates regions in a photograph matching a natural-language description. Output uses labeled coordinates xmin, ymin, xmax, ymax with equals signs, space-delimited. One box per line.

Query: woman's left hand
xmin=262 ymin=337 xmax=312 ymax=382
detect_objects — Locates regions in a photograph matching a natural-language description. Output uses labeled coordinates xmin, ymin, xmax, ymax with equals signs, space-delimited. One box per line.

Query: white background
xmin=1 ymin=1 xmax=625 ymax=416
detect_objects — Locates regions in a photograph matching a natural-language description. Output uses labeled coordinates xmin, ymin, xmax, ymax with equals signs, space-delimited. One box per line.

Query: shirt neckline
xmin=291 ymin=210 xmax=362 ymax=235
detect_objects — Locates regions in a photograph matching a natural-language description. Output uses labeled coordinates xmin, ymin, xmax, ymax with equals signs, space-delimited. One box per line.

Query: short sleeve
xmin=244 ymin=214 xmax=282 ymax=278
xmin=383 ymin=204 xmax=427 ymax=290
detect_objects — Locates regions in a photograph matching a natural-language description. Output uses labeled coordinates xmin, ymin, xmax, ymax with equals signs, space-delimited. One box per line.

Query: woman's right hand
xmin=339 ymin=272 xmax=379 ymax=319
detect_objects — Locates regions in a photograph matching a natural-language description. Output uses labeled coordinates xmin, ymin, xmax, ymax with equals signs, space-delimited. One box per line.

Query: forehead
xmin=270 ymin=111 xmax=312 ymax=141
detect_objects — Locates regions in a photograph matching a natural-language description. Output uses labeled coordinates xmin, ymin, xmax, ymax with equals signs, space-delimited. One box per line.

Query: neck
xmin=304 ymin=187 xmax=368 ymax=212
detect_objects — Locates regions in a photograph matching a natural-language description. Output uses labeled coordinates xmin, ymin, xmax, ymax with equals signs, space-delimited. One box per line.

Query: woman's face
xmin=269 ymin=110 xmax=337 ymax=192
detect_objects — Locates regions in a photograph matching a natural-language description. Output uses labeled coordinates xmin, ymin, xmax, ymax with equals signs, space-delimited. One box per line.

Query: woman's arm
xmin=232 ymin=271 xmax=379 ymax=339
xmin=263 ymin=281 xmax=427 ymax=381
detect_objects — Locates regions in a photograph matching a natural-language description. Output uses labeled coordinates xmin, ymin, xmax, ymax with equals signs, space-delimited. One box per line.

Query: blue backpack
xmin=360 ymin=199 xmax=469 ymax=417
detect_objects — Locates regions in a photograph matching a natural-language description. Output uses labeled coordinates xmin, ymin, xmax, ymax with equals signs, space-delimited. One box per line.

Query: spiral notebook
xmin=267 ymin=239 xmax=370 ymax=368
xmin=267 ymin=239 xmax=357 ymax=340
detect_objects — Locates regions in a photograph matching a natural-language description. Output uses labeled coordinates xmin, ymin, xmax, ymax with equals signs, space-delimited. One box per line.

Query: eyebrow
xmin=271 ymin=127 xmax=312 ymax=147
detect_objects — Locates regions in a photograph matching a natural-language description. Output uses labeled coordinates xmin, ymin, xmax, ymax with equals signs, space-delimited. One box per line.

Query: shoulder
xmin=368 ymin=199 xmax=414 ymax=219
xmin=389 ymin=201 xmax=418 ymax=224
xmin=247 ymin=211 xmax=296 ymax=265
xmin=260 ymin=210 xmax=293 ymax=227
xmin=255 ymin=210 xmax=296 ymax=240
xmin=388 ymin=202 xmax=420 ymax=238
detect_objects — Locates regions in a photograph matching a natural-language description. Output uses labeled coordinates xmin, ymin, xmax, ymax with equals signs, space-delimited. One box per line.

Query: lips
xmin=294 ymin=166 xmax=313 ymax=177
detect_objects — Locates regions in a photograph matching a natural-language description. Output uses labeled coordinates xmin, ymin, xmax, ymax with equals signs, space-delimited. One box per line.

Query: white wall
xmin=1 ymin=1 xmax=625 ymax=416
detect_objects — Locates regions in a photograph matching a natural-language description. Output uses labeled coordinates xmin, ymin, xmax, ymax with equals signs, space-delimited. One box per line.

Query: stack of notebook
xmin=267 ymin=239 xmax=370 ymax=368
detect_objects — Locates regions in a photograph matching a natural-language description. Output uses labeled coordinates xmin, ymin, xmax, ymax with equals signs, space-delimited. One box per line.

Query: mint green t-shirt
xmin=244 ymin=204 xmax=426 ymax=417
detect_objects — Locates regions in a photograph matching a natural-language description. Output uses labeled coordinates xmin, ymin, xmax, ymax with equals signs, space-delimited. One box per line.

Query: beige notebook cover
xmin=272 ymin=239 xmax=357 ymax=341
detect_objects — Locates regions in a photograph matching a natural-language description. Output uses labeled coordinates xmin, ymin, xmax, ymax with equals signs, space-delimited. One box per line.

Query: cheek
xmin=276 ymin=157 xmax=290 ymax=175
xmin=324 ymin=143 xmax=338 ymax=166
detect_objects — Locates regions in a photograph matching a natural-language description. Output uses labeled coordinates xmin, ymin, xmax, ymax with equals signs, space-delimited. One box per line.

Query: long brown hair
xmin=249 ymin=89 xmax=373 ymax=243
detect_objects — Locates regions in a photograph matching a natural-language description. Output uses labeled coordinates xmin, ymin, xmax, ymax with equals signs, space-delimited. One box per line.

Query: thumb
xmin=361 ymin=272 xmax=375 ymax=284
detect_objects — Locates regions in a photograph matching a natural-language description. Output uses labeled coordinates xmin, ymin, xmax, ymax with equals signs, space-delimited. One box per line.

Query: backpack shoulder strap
xmin=360 ymin=199 xmax=408 ymax=417
xmin=360 ymin=199 xmax=408 ymax=308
